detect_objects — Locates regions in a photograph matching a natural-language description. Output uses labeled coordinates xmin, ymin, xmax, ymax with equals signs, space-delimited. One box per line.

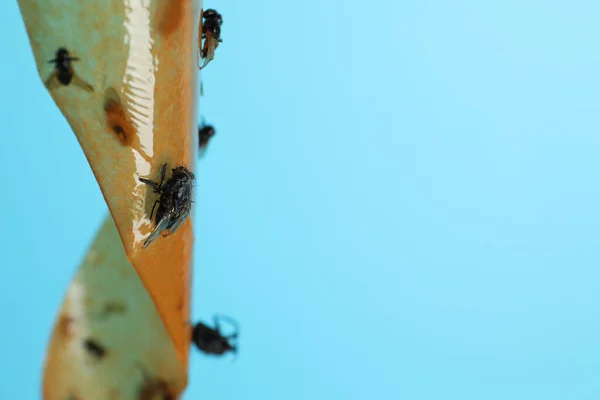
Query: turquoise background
xmin=2 ymin=0 xmax=600 ymax=399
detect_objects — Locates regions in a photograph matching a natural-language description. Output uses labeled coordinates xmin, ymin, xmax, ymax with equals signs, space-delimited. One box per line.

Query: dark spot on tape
xmin=103 ymin=87 xmax=134 ymax=146
xmin=83 ymin=338 xmax=107 ymax=360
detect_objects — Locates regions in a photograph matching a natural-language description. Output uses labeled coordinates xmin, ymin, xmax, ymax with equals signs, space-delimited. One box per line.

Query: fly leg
xmin=149 ymin=200 xmax=160 ymax=221
xmin=157 ymin=163 xmax=167 ymax=188
xmin=140 ymin=163 xmax=168 ymax=192
xmin=139 ymin=178 xmax=160 ymax=192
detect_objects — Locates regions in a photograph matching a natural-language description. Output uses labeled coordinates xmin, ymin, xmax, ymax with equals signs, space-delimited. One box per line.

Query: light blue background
xmin=2 ymin=0 xmax=600 ymax=399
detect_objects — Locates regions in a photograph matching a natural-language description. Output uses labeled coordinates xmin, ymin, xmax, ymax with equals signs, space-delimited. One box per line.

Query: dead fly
xmin=83 ymin=338 xmax=107 ymax=360
xmin=139 ymin=164 xmax=195 ymax=248
xmin=45 ymin=48 xmax=94 ymax=92
xmin=191 ymin=315 xmax=239 ymax=357
xmin=198 ymin=9 xmax=223 ymax=69
xmin=135 ymin=362 xmax=175 ymax=400
xmin=198 ymin=122 xmax=216 ymax=155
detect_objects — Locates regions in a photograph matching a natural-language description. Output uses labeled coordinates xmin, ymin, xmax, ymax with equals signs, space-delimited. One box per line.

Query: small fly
xmin=45 ymin=47 xmax=94 ymax=92
xmin=139 ymin=164 xmax=195 ymax=248
xmin=198 ymin=9 xmax=223 ymax=69
xmin=191 ymin=315 xmax=239 ymax=357
xmin=198 ymin=122 xmax=216 ymax=155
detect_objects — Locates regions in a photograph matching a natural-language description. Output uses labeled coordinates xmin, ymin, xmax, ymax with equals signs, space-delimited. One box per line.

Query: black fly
xmin=139 ymin=163 xmax=195 ymax=248
xmin=198 ymin=123 xmax=216 ymax=155
xmin=198 ymin=9 xmax=223 ymax=69
xmin=202 ymin=9 xmax=223 ymax=43
xmin=45 ymin=47 xmax=94 ymax=92
xmin=191 ymin=315 xmax=239 ymax=357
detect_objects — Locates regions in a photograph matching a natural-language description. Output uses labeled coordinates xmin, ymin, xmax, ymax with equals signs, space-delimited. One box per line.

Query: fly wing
xmin=200 ymin=53 xmax=214 ymax=69
xmin=143 ymin=211 xmax=175 ymax=248
xmin=196 ymin=47 xmax=203 ymax=70
xmin=71 ymin=74 xmax=95 ymax=92
xmin=198 ymin=141 xmax=209 ymax=157
xmin=44 ymin=73 xmax=61 ymax=90
xmin=200 ymin=36 xmax=218 ymax=69
xmin=163 ymin=202 xmax=192 ymax=237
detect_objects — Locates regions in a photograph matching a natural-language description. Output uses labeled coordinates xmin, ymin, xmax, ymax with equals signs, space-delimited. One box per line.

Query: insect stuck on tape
xmin=191 ymin=315 xmax=239 ymax=358
xmin=198 ymin=9 xmax=223 ymax=69
xmin=45 ymin=47 xmax=94 ymax=92
xmin=198 ymin=122 xmax=216 ymax=156
xmin=139 ymin=163 xmax=195 ymax=248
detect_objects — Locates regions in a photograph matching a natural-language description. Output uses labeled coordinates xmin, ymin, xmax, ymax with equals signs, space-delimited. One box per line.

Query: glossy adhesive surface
xmin=17 ymin=0 xmax=200 ymax=386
